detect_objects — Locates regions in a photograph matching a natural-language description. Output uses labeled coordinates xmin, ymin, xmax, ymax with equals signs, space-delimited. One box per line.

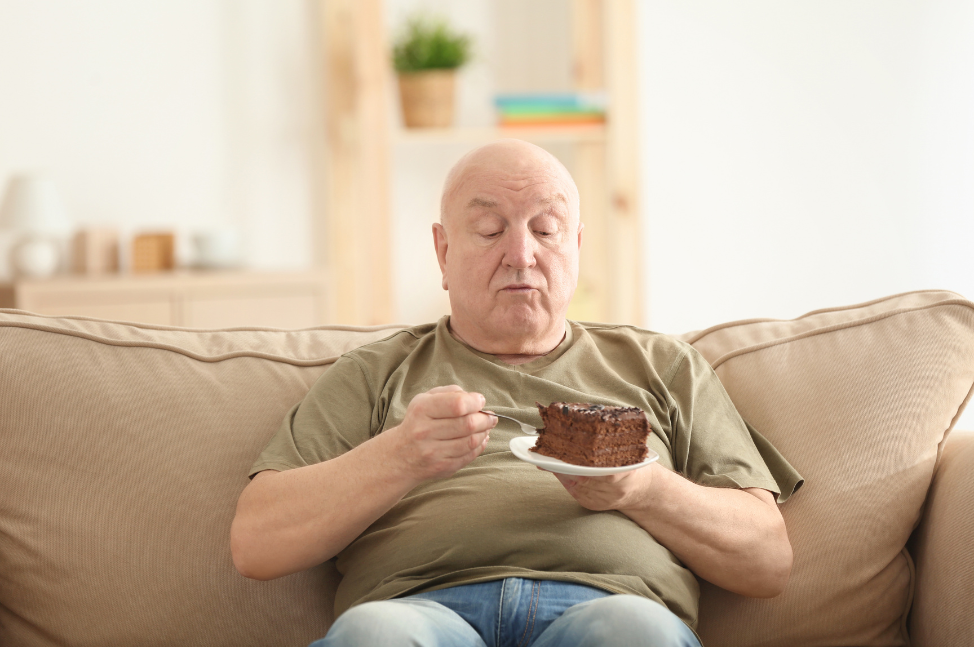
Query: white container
xmin=192 ymin=228 xmax=244 ymax=270
xmin=0 ymin=173 xmax=72 ymax=278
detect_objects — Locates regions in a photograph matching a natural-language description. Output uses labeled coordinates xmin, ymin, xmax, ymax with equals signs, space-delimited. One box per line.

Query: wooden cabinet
xmin=0 ymin=271 xmax=329 ymax=328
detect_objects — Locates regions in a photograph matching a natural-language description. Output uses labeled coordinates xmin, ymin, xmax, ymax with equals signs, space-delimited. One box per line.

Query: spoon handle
xmin=480 ymin=410 xmax=539 ymax=436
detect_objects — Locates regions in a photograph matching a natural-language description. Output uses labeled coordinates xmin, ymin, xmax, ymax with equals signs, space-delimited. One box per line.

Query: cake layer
xmin=535 ymin=434 xmax=648 ymax=467
xmin=536 ymin=425 xmax=647 ymax=450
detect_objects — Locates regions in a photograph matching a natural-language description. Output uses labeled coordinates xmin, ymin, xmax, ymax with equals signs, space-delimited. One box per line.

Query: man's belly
xmin=332 ymin=441 xmax=699 ymax=627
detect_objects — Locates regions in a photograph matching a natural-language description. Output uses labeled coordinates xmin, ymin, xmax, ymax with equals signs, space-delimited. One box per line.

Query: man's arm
xmin=553 ymin=465 xmax=793 ymax=598
xmin=230 ymin=386 xmax=495 ymax=581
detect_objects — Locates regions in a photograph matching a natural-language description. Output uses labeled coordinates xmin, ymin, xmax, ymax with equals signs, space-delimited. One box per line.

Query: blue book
xmin=494 ymin=91 xmax=608 ymax=113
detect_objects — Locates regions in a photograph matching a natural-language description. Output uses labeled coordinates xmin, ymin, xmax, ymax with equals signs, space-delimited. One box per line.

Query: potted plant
xmin=392 ymin=15 xmax=471 ymax=128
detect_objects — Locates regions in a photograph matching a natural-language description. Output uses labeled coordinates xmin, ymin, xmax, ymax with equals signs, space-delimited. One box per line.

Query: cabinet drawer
xmin=1 ymin=271 xmax=328 ymax=328
xmin=182 ymin=294 xmax=317 ymax=329
xmin=16 ymin=288 xmax=174 ymax=325
xmin=28 ymin=300 xmax=174 ymax=325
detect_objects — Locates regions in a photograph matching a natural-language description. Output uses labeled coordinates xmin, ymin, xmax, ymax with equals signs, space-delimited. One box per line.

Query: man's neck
xmin=447 ymin=320 xmax=565 ymax=366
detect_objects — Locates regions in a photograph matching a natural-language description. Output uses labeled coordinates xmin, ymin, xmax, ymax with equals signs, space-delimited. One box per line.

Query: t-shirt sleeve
xmin=248 ymin=355 xmax=376 ymax=478
xmin=665 ymin=346 xmax=803 ymax=503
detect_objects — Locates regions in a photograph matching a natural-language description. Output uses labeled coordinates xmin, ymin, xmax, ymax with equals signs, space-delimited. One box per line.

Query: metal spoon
xmin=481 ymin=410 xmax=539 ymax=436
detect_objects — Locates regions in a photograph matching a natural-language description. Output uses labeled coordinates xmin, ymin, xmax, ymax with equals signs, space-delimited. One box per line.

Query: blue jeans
xmin=313 ymin=577 xmax=701 ymax=647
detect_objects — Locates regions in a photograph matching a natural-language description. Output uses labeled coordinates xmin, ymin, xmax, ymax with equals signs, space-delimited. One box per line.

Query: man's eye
xmin=483 ymin=231 xmax=502 ymax=238
xmin=536 ymin=230 xmax=552 ymax=237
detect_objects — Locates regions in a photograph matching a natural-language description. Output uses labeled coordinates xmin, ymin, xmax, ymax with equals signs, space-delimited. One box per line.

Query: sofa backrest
xmin=1 ymin=289 xmax=972 ymax=647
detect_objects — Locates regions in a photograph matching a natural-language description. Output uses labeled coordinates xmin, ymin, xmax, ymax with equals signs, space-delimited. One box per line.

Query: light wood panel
xmin=570 ymin=141 xmax=609 ymax=322
xmin=603 ymin=0 xmax=642 ymax=325
xmin=572 ymin=0 xmax=604 ymax=89
xmin=568 ymin=0 xmax=610 ymax=323
xmin=31 ymin=300 xmax=175 ymax=326
xmin=184 ymin=295 xmax=317 ymax=329
xmin=320 ymin=0 xmax=392 ymax=326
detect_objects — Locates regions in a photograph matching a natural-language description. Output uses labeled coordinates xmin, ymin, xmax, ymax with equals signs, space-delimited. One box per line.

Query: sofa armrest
xmin=910 ymin=429 xmax=974 ymax=647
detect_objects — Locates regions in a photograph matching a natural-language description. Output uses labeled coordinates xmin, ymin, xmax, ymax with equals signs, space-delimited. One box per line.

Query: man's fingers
xmin=420 ymin=391 xmax=488 ymax=420
xmin=445 ymin=430 xmax=490 ymax=457
xmin=418 ymin=432 xmax=489 ymax=470
xmin=426 ymin=385 xmax=465 ymax=395
xmin=467 ymin=432 xmax=491 ymax=459
xmin=447 ymin=430 xmax=489 ymax=455
xmin=554 ymin=473 xmax=578 ymax=490
xmin=423 ymin=412 xmax=496 ymax=441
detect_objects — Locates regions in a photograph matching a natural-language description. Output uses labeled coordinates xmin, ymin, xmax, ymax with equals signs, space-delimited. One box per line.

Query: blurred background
xmin=0 ymin=0 xmax=971 ymax=334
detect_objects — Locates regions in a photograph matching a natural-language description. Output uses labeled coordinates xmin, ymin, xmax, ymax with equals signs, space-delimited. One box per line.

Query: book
xmin=494 ymin=91 xmax=608 ymax=128
xmin=494 ymin=91 xmax=608 ymax=113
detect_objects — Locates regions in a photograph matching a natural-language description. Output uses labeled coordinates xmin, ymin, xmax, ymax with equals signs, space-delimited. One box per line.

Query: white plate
xmin=509 ymin=435 xmax=660 ymax=476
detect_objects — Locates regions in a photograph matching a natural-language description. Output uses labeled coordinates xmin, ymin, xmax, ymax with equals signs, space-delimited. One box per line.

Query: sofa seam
xmin=683 ymin=290 xmax=965 ymax=346
xmin=943 ymin=378 xmax=974 ymax=456
xmin=0 ymin=308 xmax=411 ymax=333
xmin=708 ymin=300 xmax=974 ymax=370
xmin=0 ymin=320 xmax=404 ymax=367
xmin=900 ymin=546 xmax=916 ymax=647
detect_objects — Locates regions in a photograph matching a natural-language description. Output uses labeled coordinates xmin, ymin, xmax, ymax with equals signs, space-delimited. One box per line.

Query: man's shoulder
xmin=339 ymin=321 xmax=439 ymax=373
xmin=343 ymin=321 xmax=437 ymax=357
xmin=570 ymin=320 xmax=696 ymax=379
xmin=571 ymin=320 xmax=691 ymax=352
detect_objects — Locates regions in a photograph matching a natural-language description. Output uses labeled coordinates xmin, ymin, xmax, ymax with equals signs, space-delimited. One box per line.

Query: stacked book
xmin=494 ymin=91 xmax=608 ymax=127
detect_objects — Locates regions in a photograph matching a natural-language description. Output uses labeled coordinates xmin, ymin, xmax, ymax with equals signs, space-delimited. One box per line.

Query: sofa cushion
xmin=679 ymin=290 xmax=974 ymax=647
xmin=0 ymin=310 xmax=406 ymax=647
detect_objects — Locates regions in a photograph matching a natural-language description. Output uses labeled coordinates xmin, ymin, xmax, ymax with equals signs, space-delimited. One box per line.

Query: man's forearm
xmin=230 ymin=432 xmax=420 ymax=581
xmin=622 ymin=465 xmax=792 ymax=597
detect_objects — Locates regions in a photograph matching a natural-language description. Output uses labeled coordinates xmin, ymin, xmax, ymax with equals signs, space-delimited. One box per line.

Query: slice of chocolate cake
xmin=530 ymin=403 xmax=651 ymax=468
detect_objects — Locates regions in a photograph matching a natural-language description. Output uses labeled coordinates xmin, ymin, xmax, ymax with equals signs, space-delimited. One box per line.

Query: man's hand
xmin=551 ymin=466 xmax=654 ymax=512
xmin=387 ymin=385 xmax=497 ymax=483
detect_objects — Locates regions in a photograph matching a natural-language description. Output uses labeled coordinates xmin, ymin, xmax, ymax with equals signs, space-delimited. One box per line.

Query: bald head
xmin=440 ymin=139 xmax=580 ymax=227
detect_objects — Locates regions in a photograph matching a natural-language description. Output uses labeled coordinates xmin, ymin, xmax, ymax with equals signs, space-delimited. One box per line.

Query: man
xmin=231 ymin=140 xmax=802 ymax=647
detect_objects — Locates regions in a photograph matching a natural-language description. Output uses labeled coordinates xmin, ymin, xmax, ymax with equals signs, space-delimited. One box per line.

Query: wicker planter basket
xmin=397 ymin=69 xmax=456 ymax=128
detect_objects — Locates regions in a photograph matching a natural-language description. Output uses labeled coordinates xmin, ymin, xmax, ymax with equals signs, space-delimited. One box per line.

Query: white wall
xmin=638 ymin=0 xmax=974 ymax=429
xmin=639 ymin=0 xmax=974 ymax=334
xmin=0 ymin=0 xmax=320 ymax=276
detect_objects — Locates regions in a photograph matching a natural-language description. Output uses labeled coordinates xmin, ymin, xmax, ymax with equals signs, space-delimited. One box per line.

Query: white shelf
xmin=394 ymin=124 xmax=606 ymax=145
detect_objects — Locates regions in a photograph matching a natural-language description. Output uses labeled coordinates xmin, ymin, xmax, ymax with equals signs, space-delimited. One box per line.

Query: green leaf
xmin=392 ymin=15 xmax=472 ymax=72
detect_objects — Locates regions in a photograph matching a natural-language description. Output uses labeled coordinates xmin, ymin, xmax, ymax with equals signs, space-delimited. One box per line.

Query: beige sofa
xmin=1 ymin=290 xmax=972 ymax=647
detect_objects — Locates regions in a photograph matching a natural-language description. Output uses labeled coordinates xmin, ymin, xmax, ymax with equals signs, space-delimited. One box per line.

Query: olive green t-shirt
xmin=250 ymin=316 xmax=803 ymax=632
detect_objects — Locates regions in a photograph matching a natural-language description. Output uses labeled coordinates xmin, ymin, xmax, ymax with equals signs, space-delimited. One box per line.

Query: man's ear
xmin=432 ymin=222 xmax=449 ymax=291
xmin=577 ymin=221 xmax=584 ymax=252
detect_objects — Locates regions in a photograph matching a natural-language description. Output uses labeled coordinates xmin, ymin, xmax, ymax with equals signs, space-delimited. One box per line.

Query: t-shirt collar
xmin=439 ymin=316 xmax=574 ymax=372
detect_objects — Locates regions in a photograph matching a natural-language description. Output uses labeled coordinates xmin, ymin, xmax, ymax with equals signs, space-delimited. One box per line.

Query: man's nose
xmin=502 ymin=227 xmax=538 ymax=270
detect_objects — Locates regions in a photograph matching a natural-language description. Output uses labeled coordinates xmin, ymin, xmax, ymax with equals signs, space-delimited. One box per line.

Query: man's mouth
xmin=501 ymin=284 xmax=536 ymax=293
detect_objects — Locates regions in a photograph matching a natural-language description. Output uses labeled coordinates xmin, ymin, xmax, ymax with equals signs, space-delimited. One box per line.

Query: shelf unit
xmin=320 ymin=0 xmax=641 ymax=326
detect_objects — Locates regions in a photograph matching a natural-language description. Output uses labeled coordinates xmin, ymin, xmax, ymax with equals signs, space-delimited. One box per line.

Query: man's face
xmin=434 ymin=152 xmax=582 ymax=354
